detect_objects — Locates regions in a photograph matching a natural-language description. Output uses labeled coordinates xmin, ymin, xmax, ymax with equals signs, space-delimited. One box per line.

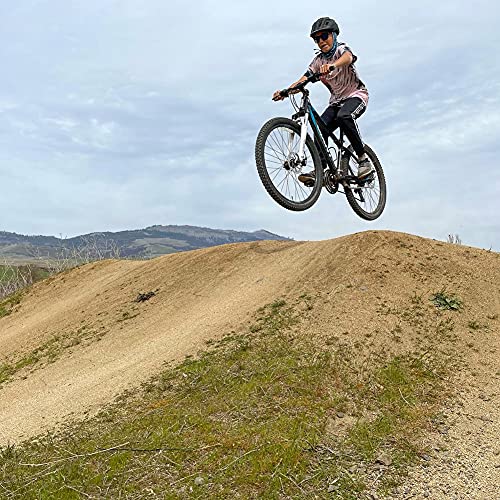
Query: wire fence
xmin=0 ymin=236 xmax=123 ymax=301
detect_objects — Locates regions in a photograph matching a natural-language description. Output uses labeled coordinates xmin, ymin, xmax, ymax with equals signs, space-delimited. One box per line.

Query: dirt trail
xmin=0 ymin=230 xmax=499 ymax=497
xmin=0 ymin=238 xmax=312 ymax=443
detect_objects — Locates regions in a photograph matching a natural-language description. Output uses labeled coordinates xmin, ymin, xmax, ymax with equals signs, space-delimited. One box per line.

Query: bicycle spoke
xmin=276 ymin=173 xmax=289 ymax=191
xmin=264 ymin=149 xmax=283 ymax=163
xmin=267 ymin=168 xmax=285 ymax=176
xmin=296 ymin=178 xmax=309 ymax=198
xmin=346 ymin=154 xmax=382 ymax=212
xmin=279 ymin=128 xmax=288 ymax=157
xmin=276 ymin=128 xmax=289 ymax=157
xmin=267 ymin=135 xmax=285 ymax=159
xmin=264 ymin=157 xmax=285 ymax=167
xmin=269 ymin=131 xmax=285 ymax=157
xmin=293 ymin=178 xmax=299 ymax=200
xmin=262 ymin=124 xmax=318 ymax=205
xmin=271 ymin=168 xmax=285 ymax=184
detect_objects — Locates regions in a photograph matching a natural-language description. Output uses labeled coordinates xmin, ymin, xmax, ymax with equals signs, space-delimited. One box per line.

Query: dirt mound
xmin=1 ymin=230 xmax=499 ymax=486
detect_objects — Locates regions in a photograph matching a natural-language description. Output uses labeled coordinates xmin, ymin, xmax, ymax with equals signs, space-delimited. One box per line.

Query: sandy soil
xmin=0 ymin=230 xmax=499 ymax=497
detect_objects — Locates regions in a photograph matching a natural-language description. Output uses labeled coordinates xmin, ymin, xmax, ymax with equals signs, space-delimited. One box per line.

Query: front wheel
xmin=255 ymin=117 xmax=323 ymax=211
xmin=344 ymin=144 xmax=387 ymax=220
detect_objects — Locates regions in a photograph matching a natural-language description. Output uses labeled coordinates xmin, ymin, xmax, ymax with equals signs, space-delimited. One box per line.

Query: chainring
xmin=323 ymin=169 xmax=339 ymax=194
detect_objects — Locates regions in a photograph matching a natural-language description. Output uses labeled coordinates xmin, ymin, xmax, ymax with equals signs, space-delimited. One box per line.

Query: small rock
xmin=336 ymin=411 xmax=345 ymax=418
xmin=422 ymin=454 xmax=431 ymax=462
xmin=134 ymin=291 xmax=156 ymax=303
xmin=479 ymin=393 xmax=491 ymax=401
xmin=327 ymin=481 xmax=338 ymax=493
xmin=194 ymin=477 xmax=204 ymax=486
xmin=376 ymin=453 xmax=392 ymax=467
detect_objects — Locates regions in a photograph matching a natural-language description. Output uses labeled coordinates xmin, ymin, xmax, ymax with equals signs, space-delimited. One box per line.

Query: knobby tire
xmin=255 ymin=117 xmax=323 ymax=211
xmin=344 ymin=144 xmax=387 ymax=220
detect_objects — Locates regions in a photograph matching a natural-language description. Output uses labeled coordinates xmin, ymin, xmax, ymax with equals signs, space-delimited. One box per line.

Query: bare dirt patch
xmin=0 ymin=230 xmax=499 ymax=497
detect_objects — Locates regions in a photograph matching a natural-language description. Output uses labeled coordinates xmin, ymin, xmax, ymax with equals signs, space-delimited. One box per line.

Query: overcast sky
xmin=1 ymin=0 xmax=499 ymax=249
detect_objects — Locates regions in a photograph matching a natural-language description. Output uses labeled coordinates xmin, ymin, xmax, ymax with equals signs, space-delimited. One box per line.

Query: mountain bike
xmin=255 ymin=70 xmax=386 ymax=220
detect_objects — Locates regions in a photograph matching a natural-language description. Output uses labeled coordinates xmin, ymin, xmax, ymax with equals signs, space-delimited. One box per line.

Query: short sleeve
xmin=306 ymin=56 xmax=320 ymax=76
xmin=338 ymin=44 xmax=358 ymax=64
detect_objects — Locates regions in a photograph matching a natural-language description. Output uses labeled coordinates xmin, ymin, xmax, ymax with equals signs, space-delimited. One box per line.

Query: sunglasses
xmin=313 ymin=32 xmax=331 ymax=43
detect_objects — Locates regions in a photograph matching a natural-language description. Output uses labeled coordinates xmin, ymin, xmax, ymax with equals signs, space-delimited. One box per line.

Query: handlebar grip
xmin=280 ymin=89 xmax=290 ymax=97
xmin=328 ymin=65 xmax=336 ymax=71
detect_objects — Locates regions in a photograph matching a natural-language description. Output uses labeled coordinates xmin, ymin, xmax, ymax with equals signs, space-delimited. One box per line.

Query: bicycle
xmin=255 ymin=70 xmax=387 ymax=220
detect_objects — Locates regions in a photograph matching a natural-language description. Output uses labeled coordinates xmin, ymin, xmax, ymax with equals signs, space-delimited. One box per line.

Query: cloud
xmin=0 ymin=1 xmax=498 ymax=250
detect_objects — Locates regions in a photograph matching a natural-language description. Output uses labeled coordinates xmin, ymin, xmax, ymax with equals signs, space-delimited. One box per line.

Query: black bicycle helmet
xmin=310 ymin=17 xmax=340 ymax=37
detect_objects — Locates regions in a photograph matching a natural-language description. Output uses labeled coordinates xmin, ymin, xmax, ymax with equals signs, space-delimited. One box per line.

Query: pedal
xmin=359 ymin=172 xmax=375 ymax=184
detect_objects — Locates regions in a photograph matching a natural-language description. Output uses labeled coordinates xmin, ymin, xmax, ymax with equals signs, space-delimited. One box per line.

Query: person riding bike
xmin=272 ymin=17 xmax=373 ymax=182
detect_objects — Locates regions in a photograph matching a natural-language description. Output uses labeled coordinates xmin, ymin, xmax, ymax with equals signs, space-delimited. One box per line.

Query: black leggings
xmin=320 ymin=97 xmax=366 ymax=157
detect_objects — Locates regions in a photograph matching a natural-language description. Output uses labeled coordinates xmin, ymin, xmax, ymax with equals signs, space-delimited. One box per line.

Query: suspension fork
xmin=297 ymin=111 xmax=309 ymax=161
xmin=286 ymin=112 xmax=309 ymax=162
xmin=288 ymin=93 xmax=311 ymax=163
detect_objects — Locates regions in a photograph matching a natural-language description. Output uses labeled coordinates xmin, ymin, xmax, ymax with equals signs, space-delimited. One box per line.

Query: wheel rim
xmin=347 ymin=156 xmax=382 ymax=214
xmin=263 ymin=126 xmax=316 ymax=204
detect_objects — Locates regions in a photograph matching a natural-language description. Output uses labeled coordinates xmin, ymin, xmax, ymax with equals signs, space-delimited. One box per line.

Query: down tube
xmin=308 ymin=105 xmax=329 ymax=161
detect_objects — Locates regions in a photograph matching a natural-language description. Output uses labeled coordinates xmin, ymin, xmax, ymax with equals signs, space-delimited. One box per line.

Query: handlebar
xmin=278 ymin=66 xmax=335 ymax=98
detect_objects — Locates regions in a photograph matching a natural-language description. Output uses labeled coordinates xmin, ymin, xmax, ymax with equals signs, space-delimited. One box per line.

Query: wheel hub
xmin=283 ymin=153 xmax=302 ymax=172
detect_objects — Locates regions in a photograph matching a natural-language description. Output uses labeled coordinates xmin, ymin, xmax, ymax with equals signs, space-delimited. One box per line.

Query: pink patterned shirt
xmin=308 ymin=42 xmax=369 ymax=106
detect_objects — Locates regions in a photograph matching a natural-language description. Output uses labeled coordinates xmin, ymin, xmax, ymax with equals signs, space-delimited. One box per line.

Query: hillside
xmin=0 ymin=230 xmax=499 ymax=498
xmin=0 ymin=225 xmax=291 ymax=262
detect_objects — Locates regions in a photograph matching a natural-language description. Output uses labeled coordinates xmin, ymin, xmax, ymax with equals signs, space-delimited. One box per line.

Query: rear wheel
xmin=344 ymin=144 xmax=386 ymax=220
xmin=255 ymin=117 xmax=323 ymax=211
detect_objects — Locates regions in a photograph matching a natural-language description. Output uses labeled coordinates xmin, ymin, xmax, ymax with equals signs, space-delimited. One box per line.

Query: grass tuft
xmin=430 ymin=290 xmax=462 ymax=311
xmin=0 ymin=291 xmax=23 ymax=319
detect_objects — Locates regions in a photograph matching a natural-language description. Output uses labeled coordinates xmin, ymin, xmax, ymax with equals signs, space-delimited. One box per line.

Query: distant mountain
xmin=0 ymin=225 xmax=292 ymax=263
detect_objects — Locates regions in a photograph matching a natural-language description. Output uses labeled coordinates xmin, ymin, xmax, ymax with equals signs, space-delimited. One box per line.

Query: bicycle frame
xmin=260 ymin=74 xmax=385 ymax=217
xmin=292 ymin=89 xmax=358 ymax=181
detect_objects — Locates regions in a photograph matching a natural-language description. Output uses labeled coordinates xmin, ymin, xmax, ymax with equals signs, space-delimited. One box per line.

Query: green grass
xmin=0 ymin=291 xmax=23 ymax=319
xmin=430 ymin=290 xmax=462 ymax=311
xmin=0 ymin=297 xmax=451 ymax=499
xmin=348 ymin=356 xmax=439 ymax=460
